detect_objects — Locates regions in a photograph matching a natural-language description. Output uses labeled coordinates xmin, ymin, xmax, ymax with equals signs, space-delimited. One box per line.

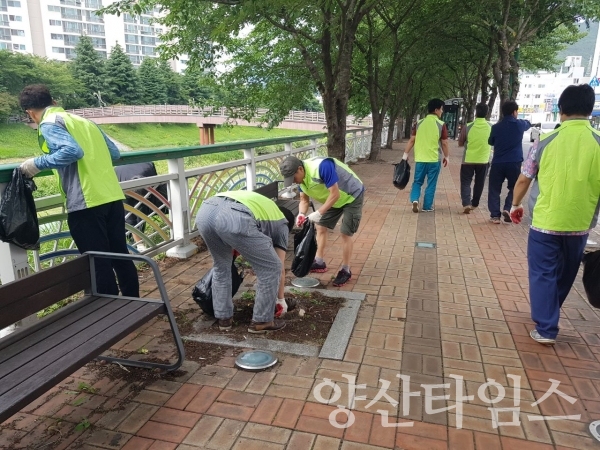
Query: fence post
xmin=308 ymin=140 xmax=317 ymax=158
xmin=165 ymin=158 xmax=197 ymax=259
xmin=244 ymin=148 xmax=256 ymax=190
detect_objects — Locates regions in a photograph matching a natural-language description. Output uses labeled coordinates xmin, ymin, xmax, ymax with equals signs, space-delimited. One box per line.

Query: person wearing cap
xmin=195 ymin=190 xmax=295 ymax=334
xmin=279 ymin=155 xmax=364 ymax=287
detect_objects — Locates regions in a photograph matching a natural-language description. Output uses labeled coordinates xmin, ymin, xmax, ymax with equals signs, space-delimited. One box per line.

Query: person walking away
xmin=402 ymin=98 xmax=450 ymax=213
xmin=458 ymin=103 xmax=492 ymax=214
xmin=195 ymin=190 xmax=295 ymax=333
xmin=19 ymin=84 xmax=139 ymax=297
xmin=487 ymin=100 xmax=531 ymax=224
xmin=279 ymin=155 xmax=364 ymax=287
xmin=510 ymin=84 xmax=600 ymax=345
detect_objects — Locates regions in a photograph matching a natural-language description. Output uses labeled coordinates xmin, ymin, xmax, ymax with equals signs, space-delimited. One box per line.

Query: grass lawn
xmin=0 ymin=123 xmax=317 ymax=161
xmin=98 ymin=123 xmax=313 ymax=149
xmin=0 ymin=124 xmax=40 ymax=161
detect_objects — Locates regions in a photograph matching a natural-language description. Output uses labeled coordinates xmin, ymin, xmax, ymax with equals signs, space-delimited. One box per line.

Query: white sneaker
xmin=530 ymin=329 xmax=556 ymax=345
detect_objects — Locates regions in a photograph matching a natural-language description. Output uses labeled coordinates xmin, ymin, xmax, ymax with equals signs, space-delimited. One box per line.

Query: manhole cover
xmin=291 ymin=277 xmax=320 ymax=288
xmin=415 ymin=242 xmax=436 ymax=249
xmin=589 ymin=421 xmax=600 ymax=441
xmin=235 ymin=350 xmax=278 ymax=371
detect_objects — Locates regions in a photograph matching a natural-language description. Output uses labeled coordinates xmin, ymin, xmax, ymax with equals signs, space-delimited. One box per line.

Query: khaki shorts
xmin=318 ymin=192 xmax=364 ymax=236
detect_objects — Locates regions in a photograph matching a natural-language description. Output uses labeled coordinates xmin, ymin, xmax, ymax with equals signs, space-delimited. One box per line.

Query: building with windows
xmin=0 ymin=0 xmax=187 ymax=71
xmin=514 ymin=22 xmax=600 ymax=123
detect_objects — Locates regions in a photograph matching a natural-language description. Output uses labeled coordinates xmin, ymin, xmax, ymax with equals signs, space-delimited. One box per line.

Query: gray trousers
xmin=195 ymin=196 xmax=281 ymax=322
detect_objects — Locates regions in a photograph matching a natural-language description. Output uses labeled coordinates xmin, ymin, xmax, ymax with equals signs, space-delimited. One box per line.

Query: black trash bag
xmin=291 ymin=221 xmax=318 ymax=278
xmin=583 ymin=250 xmax=600 ymax=308
xmin=0 ymin=168 xmax=40 ymax=250
xmin=393 ymin=160 xmax=411 ymax=190
xmin=192 ymin=259 xmax=244 ymax=317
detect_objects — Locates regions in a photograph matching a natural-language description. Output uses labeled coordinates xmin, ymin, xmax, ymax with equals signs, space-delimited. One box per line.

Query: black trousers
xmin=68 ymin=200 xmax=139 ymax=297
xmin=460 ymin=163 xmax=489 ymax=207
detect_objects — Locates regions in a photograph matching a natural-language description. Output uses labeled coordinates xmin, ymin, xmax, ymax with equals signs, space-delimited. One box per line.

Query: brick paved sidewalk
xmin=2 ymin=141 xmax=600 ymax=450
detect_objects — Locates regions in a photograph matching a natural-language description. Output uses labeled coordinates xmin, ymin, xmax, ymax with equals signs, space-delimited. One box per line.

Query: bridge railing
xmin=63 ymin=105 xmax=372 ymax=126
xmin=0 ymin=124 xmax=394 ymax=284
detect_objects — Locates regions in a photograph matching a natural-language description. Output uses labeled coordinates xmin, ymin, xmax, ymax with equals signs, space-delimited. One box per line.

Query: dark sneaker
xmin=218 ymin=318 xmax=232 ymax=331
xmin=502 ymin=210 xmax=512 ymax=223
xmin=422 ymin=208 xmax=435 ymax=212
xmin=310 ymin=260 xmax=327 ymax=273
xmin=463 ymin=206 xmax=472 ymax=214
xmin=332 ymin=269 xmax=352 ymax=287
xmin=412 ymin=201 xmax=419 ymax=213
xmin=248 ymin=319 xmax=286 ymax=334
xmin=530 ymin=329 xmax=556 ymax=345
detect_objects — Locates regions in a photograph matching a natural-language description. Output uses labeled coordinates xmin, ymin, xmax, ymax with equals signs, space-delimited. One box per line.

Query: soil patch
xmin=199 ymin=290 xmax=345 ymax=346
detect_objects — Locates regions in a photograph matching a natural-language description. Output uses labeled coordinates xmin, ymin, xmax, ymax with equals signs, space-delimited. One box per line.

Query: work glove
xmin=295 ymin=213 xmax=307 ymax=227
xmin=20 ymin=158 xmax=40 ymax=178
xmin=275 ymin=298 xmax=288 ymax=318
xmin=442 ymin=156 xmax=449 ymax=168
xmin=307 ymin=210 xmax=323 ymax=223
xmin=402 ymin=152 xmax=409 ymax=161
xmin=510 ymin=205 xmax=524 ymax=224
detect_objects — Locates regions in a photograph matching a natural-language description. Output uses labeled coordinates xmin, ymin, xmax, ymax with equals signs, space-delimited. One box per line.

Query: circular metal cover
xmin=291 ymin=277 xmax=320 ymax=288
xmin=235 ymin=350 xmax=278 ymax=371
xmin=589 ymin=421 xmax=600 ymax=442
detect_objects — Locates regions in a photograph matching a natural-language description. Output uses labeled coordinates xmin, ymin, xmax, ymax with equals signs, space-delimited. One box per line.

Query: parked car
xmin=530 ymin=122 xmax=560 ymax=142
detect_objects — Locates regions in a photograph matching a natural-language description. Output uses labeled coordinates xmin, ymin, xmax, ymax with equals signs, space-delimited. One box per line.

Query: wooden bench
xmin=254 ymin=181 xmax=314 ymax=217
xmin=0 ymin=251 xmax=185 ymax=423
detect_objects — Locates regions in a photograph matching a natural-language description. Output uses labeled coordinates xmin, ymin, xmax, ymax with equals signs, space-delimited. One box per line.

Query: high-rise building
xmin=0 ymin=0 xmax=187 ymax=71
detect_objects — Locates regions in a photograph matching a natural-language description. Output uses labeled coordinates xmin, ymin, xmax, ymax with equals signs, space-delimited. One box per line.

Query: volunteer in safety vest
xmin=195 ymin=191 xmax=295 ymax=333
xmin=279 ymin=156 xmax=364 ymax=287
xmin=511 ymin=84 xmax=600 ymax=345
xmin=18 ymin=84 xmax=139 ymax=297
xmin=402 ymin=98 xmax=450 ymax=213
xmin=457 ymin=103 xmax=492 ymax=214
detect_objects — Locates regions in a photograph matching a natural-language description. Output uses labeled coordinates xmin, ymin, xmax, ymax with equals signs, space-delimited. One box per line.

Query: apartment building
xmin=0 ymin=0 xmax=187 ymax=71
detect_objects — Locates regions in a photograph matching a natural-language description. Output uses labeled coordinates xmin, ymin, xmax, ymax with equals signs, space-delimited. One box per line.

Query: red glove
xmin=275 ymin=303 xmax=284 ymax=318
xmin=510 ymin=205 xmax=524 ymax=224
xmin=232 ymin=250 xmax=240 ymax=258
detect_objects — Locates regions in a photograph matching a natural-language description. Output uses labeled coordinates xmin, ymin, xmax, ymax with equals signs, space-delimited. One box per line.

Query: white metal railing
xmin=62 ymin=105 xmax=373 ymax=126
xmin=0 ymin=125 xmax=393 ymax=284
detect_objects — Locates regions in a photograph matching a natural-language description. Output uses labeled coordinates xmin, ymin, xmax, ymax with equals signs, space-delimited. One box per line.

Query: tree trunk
xmin=386 ymin=111 xmax=399 ymax=148
xmin=369 ymin=112 xmax=384 ymax=160
xmin=487 ymin=83 xmax=498 ymax=120
xmin=323 ymin=91 xmax=348 ymax=160
xmin=404 ymin=113 xmax=413 ymax=139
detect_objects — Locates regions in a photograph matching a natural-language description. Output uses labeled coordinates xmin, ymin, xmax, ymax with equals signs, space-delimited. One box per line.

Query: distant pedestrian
xmin=487 ymin=101 xmax=531 ymax=223
xmin=510 ymin=84 xmax=600 ymax=345
xmin=458 ymin=103 xmax=492 ymax=214
xmin=403 ymin=98 xmax=450 ymax=213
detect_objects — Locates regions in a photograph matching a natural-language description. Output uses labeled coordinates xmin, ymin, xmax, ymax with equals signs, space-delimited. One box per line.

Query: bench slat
xmin=0 ymin=299 xmax=162 ymax=423
xmin=0 ymin=299 xmax=159 ymax=397
xmin=0 ymin=257 xmax=91 ymax=330
xmin=0 ymin=297 xmax=111 ymax=365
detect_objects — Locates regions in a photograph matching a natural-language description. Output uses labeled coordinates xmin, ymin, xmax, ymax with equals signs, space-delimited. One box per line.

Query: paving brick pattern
xmin=2 ymin=141 xmax=600 ymax=449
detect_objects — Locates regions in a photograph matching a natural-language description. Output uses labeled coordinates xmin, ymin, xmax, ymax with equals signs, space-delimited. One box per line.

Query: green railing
xmin=0 ymin=125 xmax=395 ymax=284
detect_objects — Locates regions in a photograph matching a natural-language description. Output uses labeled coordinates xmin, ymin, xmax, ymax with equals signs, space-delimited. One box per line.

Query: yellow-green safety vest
xmin=529 ymin=119 xmax=600 ymax=232
xmin=300 ymin=157 xmax=364 ymax=208
xmin=463 ymin=118 xmax=492 ymax=164
xmin=414 ymin=114 xmax=445 ymax=163
xmin=38 ymin=106 xmax=124 ymax=213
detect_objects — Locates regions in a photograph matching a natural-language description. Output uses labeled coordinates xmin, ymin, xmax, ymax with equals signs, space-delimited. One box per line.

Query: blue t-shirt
xmin=488 ymin=116 xmax=531 ymax=164
xmin=299 ymin=159 xmax=339 ymax=192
